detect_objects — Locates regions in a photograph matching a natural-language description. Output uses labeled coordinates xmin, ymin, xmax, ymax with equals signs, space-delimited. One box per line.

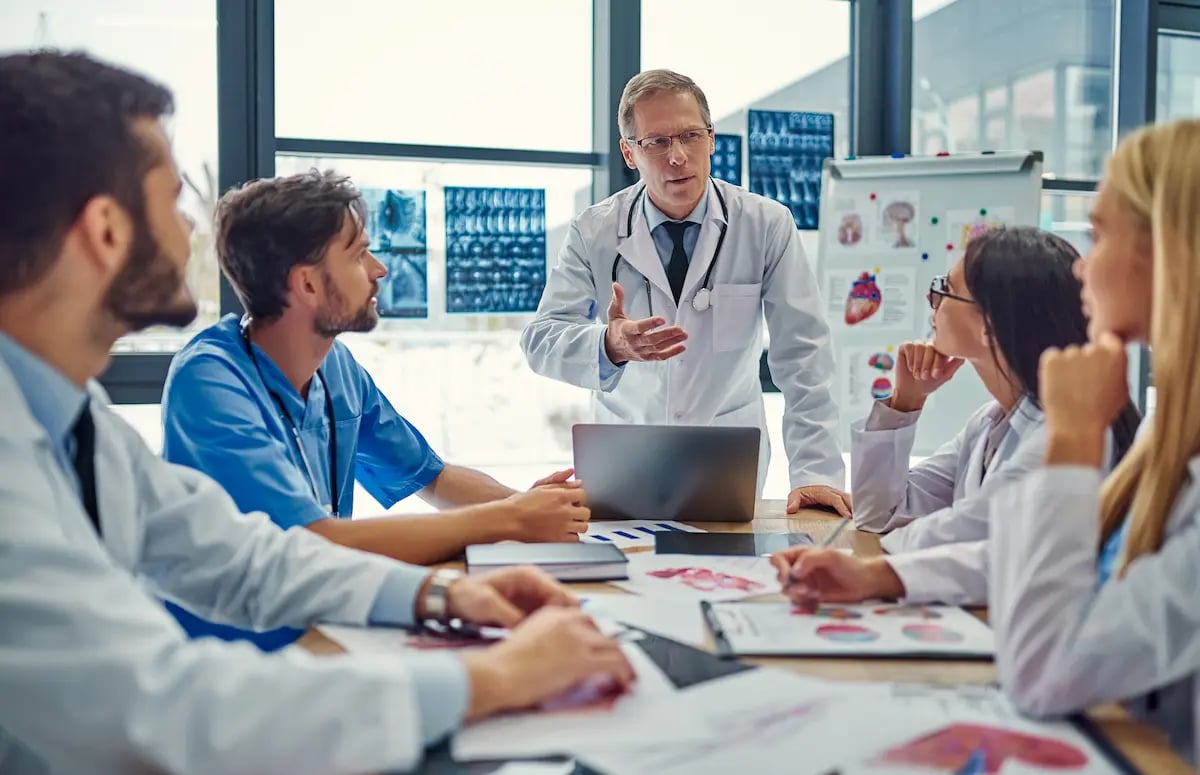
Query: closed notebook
xmin=465 ymin=543 xmax=629 ymax=581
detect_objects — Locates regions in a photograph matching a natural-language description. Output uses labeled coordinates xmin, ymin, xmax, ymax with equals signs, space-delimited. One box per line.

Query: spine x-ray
xmin=711 ymin=134 xmax=743 ymax=187
xmin=444 ymin=187 xmax=547 ymax=315
xmin=748 ymin=110 xmax=834 ymax=230
xmin=361 ymin=188 xmax=428 ymax=318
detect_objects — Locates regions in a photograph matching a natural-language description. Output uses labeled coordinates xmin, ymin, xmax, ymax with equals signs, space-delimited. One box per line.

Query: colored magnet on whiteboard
xmin=946 ymin=243 xmax=954 ymax=251
xmin=921 ymin=253 xmax=929 ymax=261
xmin=931 ymin=216 xmax=939 ymax=225
xmin=869 ymin=193 xmax=877 ymax=201
xmin=980 ymin=208 xmax=988 ymax=216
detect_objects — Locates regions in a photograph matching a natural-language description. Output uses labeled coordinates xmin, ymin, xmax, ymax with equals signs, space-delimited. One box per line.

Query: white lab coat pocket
xmin=712 ymin=283 xmax=763 ymax=352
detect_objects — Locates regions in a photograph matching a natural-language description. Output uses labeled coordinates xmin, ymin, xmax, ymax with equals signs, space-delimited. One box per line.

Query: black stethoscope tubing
xmin=240 ymin=322 xmax=340 ymax=517
xmin=611 ymin=179 xmax=730 ymax=316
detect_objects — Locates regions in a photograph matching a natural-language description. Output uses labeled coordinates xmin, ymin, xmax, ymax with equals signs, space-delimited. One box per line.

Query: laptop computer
xmin=571 ymin=424 xmax=760 ymax=522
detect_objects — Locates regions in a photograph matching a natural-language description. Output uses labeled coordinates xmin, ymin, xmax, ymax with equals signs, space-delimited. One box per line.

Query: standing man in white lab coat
xmin=0 ymin=51 xmax=631 ymax=775
xmin=521 ymin=69 xmax=848 ymax=515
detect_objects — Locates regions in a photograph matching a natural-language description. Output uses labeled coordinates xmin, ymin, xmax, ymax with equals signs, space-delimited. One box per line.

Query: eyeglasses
xmin=628 ymin=126 xmax=713 ymax=157
xmin=927 ymin=275 xmax=975 ymax=310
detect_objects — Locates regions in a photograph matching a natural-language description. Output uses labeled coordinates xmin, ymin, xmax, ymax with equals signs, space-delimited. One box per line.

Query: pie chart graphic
xmin=816 ymin=624 xmax=880 ymax=643
xmin=902 ymin=624 xmax=964 ymax=644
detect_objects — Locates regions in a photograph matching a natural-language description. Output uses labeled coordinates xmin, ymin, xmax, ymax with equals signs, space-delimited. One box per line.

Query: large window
xmin=1158 ymin=31 xmax=1200 ymax=122
xmin=273 ymin=0 xmax=598 ymax=502
xmin=0 ymin=1 xmax=221 ymax=351
xmin=640 ymin=0 xmax=852 ymax=161
xmin=275 ymin=155 xmax=594 ymax=477
xmin=1040 ymin=190 xmax=1094 ymax=257
xmin=274 ymin=0 xmax=593 ymax=152
xmin=912 ymin=0 xmax=1115 ymax=180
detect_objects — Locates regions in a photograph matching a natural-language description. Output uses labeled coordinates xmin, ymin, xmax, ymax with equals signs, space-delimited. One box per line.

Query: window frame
xmin=96 ymin=0 xmax=884 ymax=400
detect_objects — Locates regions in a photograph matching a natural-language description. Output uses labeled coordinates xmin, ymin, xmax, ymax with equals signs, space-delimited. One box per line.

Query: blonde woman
xmin=989 ymin=120 xmax=1200 ymax=766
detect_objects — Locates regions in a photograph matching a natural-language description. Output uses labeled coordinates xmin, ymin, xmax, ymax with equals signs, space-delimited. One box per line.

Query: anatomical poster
xmin=943 ymin=206 xmax=1016 ymax=268
xmin=825 ymin=267 xmax=917 ymax=331
xmin=839 ymin=344 xmax=902 ymax=414
xmin=877 ymin=191 xmax=920 ymax=249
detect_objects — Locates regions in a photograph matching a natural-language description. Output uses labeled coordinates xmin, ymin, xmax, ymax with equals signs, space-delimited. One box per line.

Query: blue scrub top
xmin=160 ymin=314 xmax=445 ymax=650
xmin=1097 ymin=518 xmax=1129 ymax=586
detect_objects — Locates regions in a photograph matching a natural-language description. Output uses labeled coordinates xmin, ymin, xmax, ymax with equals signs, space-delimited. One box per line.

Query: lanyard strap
xmin=241 ymin=328 xmax=340 ymax=516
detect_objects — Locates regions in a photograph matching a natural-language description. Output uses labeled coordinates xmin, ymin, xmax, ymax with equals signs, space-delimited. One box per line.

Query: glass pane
xmin=1157 ymin=32 xmax=1200 ymax=122
xmin=641 ymin=0 xmax=851 ymax=161
xmin=0 ymin=1 xmax=220 ymax=352
xmin=275 ymin=1 xmax=592 ymax=153
xmin=275 ymin=155 xmax=593 ymax=475
xmin=1039 ymin=190 xmax=1095 ymax=256
xmin=913 ymin=0 xmax=1115 ymax=179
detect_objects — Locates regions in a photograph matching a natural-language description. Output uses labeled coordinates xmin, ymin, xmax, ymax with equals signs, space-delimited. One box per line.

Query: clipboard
xmin=701 ymin=600 xmax=995 ymax=661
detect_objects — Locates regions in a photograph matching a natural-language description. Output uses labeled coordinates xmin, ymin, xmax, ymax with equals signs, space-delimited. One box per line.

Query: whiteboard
xmin=815 ymin=152 xmax=1043 ymax=455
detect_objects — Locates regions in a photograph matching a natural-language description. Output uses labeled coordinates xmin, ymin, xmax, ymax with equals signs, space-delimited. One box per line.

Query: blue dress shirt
xmin=160 ymin=315 xmax=446 ymax=649
xmin=598 ymin=183 xmax=711 ymax=378
xmin=0 ymin=333 xmax=88 ymax=499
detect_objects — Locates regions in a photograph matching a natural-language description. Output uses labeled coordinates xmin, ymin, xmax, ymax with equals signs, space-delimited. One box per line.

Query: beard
xmin=101 ymin=212 xmax=198 ymax=331
xmin=312 ymin=270 xmax=379 ymax=337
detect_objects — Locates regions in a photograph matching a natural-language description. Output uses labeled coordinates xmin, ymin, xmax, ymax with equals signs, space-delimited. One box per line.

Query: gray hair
xmin=617 ymin=69 xmax=713 ymax=139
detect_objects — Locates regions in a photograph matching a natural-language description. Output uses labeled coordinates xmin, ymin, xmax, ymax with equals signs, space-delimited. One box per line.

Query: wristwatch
xmin=419 ymin=568 xmax=463 ymax=622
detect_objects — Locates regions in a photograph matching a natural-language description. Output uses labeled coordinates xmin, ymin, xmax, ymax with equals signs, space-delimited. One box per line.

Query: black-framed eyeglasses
xmin=627 ymin=126 xmax=713 ymax=156
xmin=927 ymin=275 xmax=974 ymax=310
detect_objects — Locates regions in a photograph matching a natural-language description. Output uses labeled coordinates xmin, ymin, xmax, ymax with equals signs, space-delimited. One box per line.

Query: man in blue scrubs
xmin=161 ymin=170 xmax=590 ymax=649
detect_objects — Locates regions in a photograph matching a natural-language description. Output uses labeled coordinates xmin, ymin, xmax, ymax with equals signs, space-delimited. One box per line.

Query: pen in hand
xmin=782 ymin=517 xmax=852 ymax=610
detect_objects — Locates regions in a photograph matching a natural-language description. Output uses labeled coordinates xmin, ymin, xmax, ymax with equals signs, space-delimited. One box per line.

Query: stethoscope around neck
xmin=240 ymin=319 xmax=340 ymax=517
xmin=611 ymin=180 xmax=730 ymax=316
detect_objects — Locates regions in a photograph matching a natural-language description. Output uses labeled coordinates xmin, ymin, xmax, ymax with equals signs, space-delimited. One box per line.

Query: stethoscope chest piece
xmin=691 ymin=288 xmax=712 ymax=312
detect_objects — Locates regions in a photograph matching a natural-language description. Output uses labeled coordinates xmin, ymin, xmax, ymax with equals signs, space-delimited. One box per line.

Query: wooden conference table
xmin=299 ymin=501 xmax=1191 ymax=774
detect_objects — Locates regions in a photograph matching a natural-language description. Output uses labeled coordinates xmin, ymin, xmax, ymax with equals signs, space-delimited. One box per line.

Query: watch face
xmin=423 ymin=570 xmax=461 ymax=620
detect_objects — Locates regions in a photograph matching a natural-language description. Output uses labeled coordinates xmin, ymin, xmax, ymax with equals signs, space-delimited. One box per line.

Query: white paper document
xmin=451 ymin=641 xmax=682 ymax=761
xmin=317 ymin=624 xmax=500 ymax=655
xmin=834 ymin=683 xmax=1125 ymax=775
xmin=580 ymin=592 xmax=709 ymax=648
xmin=704 ymin=601 xmax=995 ymax=658
xmin=609 ymin=552 xmax=781 ymax=602
xmin=581 ymin=676 xmax=1124 ymax=775
xmin=582 ymin=520 xmax=705 ymax=549
xmin=578 ymin=667 xmax=854 ymax=775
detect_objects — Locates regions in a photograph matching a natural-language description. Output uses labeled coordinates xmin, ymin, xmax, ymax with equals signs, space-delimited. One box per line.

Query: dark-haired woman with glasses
xmin=769 ymin=226 xmax=1141 ymax=608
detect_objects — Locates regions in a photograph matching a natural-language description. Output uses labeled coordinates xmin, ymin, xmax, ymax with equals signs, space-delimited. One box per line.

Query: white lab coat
xmin=989 ymin=458 xmax=1200 ymax=767
xmin=0 ymin=359 xmax=436 ymax=773
xmin=520 ymin=179 xmax=843 ymax=493
xmin=850 ymin=398 xmax=1048 ymax=604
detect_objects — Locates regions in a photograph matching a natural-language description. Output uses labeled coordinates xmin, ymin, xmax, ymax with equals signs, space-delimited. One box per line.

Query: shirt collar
xmin=0 ymin=331 xmax=88 ymax=448
xmin=643 ymin=179 xmax=711 ymax=233
xmin=1007 ymin=395 xmax=1045 ymax=436
xmin=233 ymin=314 xmax=325 ymax=420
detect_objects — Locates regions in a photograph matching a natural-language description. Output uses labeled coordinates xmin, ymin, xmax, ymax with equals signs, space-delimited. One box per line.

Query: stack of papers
xmin=451 ymin=641 xmax=682 ymax=761
xmin=580 ymin=592 xmax=708 ymax=648
xmin=577 ymin=674 xmax=1128 ymax=775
